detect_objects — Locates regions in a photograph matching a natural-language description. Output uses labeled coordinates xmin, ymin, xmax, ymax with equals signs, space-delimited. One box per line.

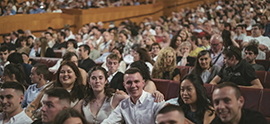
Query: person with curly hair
xmin=152 ymin=47 xmax=181 ymax=81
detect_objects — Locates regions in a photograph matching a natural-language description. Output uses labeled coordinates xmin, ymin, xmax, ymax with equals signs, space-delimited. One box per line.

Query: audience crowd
xmin=0 ymin=0 xmax=270 ymax=123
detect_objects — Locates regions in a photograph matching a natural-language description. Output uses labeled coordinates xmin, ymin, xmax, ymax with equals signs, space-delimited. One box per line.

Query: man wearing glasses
xmin=210 ymin=45 xmax=263 ymax=89
xmin=209 ymin=34 xmax=224 ymax=67
xmin=242 ymin=24 xmax=270 ymax=51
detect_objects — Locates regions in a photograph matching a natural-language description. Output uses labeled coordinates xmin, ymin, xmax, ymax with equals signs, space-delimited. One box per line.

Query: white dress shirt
xmin=101 ymin=91 xmax=165 ymax=124
xmin=0 ymin=111 xmax=33 ymax=124
xmin=243 ymin=35 xmax=270 ymax=50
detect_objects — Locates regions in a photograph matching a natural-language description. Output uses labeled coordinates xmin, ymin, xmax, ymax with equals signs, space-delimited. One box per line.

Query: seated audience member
xmin=177 ymin=42 xmax=196 ymax=66
xmin=188 ymin=36 xmax=204 ymax=57
xmin=211 ymin=82 xmax=268 ymax=124
xmin=105 ymin=54 xmax=126 ymax=92
xmin=102 ymin=47 xmax=126 ymax=73
xmin=156 ymin=104 xmax=185 ymax=124
xmin=73 ymin=66 xmax=129 ymax=124
xmin=2 ymin=63 xmax=28 ymax=87
xmin=118 ymin=30 xmax=134 ymax=55
xmin=210 ymin=34 xmax=224 ymax=67
xmin=242 ymin=24 xmax=270 ymax=51
xmin=99 ymin=31 xmax=112 ymax=54
xmin=152 ymin=47 xmax=181 ymax=81
xmin=0 ymin=81 xmax=33 ymax=124
xmin=32 ymin=88 xmax=71 ymax=124
xmin=0 ymin=45 xmax=10 ymax=76
xmin=53 ymin=31 xmax=66 ymax=50
xmin=1 ymin=34 xmax=16 ymax=51
xmin=155 ymin=25 xmax=164 ymax=43
xmin=178 ymin=74 xmax=215 ymax=124
xmin=53 ymin=108 xmax=87 ymax=124
xmin=169 ymin=35 xmax=183 ymax=57
xmin=26 ymin=61 xmax=85 ymax=118
xmin=95 ymin=40 xmax=115 ymax=63
xmin=48 ymin=52 xmax=87 ymax=85
xmin=244 ymin=45 xmax=265 ymax=71
xmin=191 ymin=50 xmax=220 ymax=83
xmin=35 ymin=37 xmax=56 ymax=58
xmin=30 ymin=3 xmax=45 ymax=14
xmin=27 ymin=36 xmax=34 ymax=48
xmin=159 ymin=31 xmax=171 ymax=48
xmin=221 ymin=30 xmax=240 ymax=48
xmin=62 ymin=39 xmax=77 ymax=55
xmin=241 ymin=39 xmax=266 ymax=60
xmin=85 ymin=39 xmax=100 ymax=61
xmin=260 ymin=15 xmax=270 ymax=38
xmin=210 ymin=46 xmax=263 ymax=89
xmin=131 ymin=47 xmax=154 ymax=74
xmin=64 ymin=28 xmax=75 ymax=41
xmin=22 ymin=64 xmax=49 ymax=109
xmin=150 ymin=42 xmax=161 ymax=62
xmin=78 ymin=45 xmax=96 ymax=73
xmin=145 ymin=35 xmax=156 ymax=50
xmin=201 ymin=35 xmax=211 ymax=50
xmin=101 ymin=68 xmax=166 ymax=124
xmin=177 ymin=29 xmax=189 ymax=41
xmin=143 ymin=22 xmax=156 ymax=35
xmin=16 ymin=36 xmax=31 ymax=55
xmin=234 ymin=25 xmax=246 ymax=41
xmin=130 ymin=60 xmax=157 ymax=94
xmin=21 ymin=52 xmax=37 ymax=66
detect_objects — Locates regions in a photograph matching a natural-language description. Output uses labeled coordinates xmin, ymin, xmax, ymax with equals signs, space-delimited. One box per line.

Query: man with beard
xmin=0 ymin=81 xmax=33 ymax=124
xmin=244 ymin=45 xmax=265 ymax=71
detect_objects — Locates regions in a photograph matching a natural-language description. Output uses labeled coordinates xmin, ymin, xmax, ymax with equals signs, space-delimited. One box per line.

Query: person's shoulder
xmin=241 ymin=109 xmax=268 ymax=124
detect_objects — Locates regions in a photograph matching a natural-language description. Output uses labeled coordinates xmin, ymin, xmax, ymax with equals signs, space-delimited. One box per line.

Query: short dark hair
xmin=236 ymin=25 xmax=243 ymax=29
xmin=44 ymin=87 xmax=71 ymax=104
xmin=150 ymin=42 xmax=161 ymax=51
xmin=215 ymin=82 xmax=242 ymax=99
xmin=124 ymin=67 xmax=143 ymax=78
xmin=79 ymin=45 xmax=90 ymax=55
xmin=33 ymin=64 xmax=49 ymax=80
xmin=48 ymin=27 xmax=54 ymax=30
xmin=62 ymin=52 xmax=78 ymax=61
xmin=60 ymin=31 xmax=66 ymax=39
xmin=252 ymin=24 xmax=263 ymax=29
xmin=45 ymin=32 xmax=53 ymax=37
xmin=222 ymin=45 xmax=241 ymax=60
xmin=27 ymin=35 xmax=34 ymax=40
xmin=158 ymin=104 xmax=184 ymax=115
xmin=245 ymin=45 xmax=258 ymax=55
xmin=107 ymin=53 xmax=120 ymax=63
xmin=119 ymin=30 xmax=128 ymax=39
xmin=53 ymin=108 xmax=87 ymax=124
xmin=17 ymin=29 xmax=24 ymax=34
xmin=66 ymin=39 xmax=78 ymax=49
xmin=1 ymin=81 xmax=25 ymax=94
xmin=0 ymin=45 xmax=10 ymax=52
xmin=190 ymin=35 xmax=198 ymax=46
xmin=156 ymin=25 xmax=163 ymax=31
xmin=7 ymin=52 xmax=23 ymax=64
xmin=11 ymin=31 xmax=18 ymax=37
xmin=130 ymin=60 xmax=151 ymax=81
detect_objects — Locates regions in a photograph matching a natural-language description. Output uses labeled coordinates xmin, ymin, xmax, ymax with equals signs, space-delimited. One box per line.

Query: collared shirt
xmin=107 ymin=71 xmax=119 ymax=83
xmin=11 ymin=38 xmax=17 ymax=44
xmin=0 ymin=111 xmax=33 ymax=124
xmin=21 ymin=83 xmax=45 ymax=108
xmin=243 ymin=35 xmax=270 ymax=50
xmin=210 ymin=49 xmax=224 ymax=68
xmin=101 ymin=91 xmax=165 ymax=124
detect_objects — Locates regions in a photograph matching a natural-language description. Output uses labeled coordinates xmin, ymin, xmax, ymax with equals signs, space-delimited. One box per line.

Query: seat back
xmin=263 ymin=72 xmax=270 ymax=88
xmin=177 ymin=66 xmax=193 ymax=79
xmin=166 ymin=80 xmax=180 ymax=100
xmin=259 ymin=89 xmax=270 ymax=123
xmin=240 ymin=87 xmax=262 ymax=111
xmin=152 ymin=79 xmax=171 ymax=99
xmin=255 ymin=60 xmax=270 ymax=70
xmin=255 ymin=71 xmax=266 ymax=86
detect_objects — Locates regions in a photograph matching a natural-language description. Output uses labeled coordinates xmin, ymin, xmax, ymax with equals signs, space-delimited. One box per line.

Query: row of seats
xmin=152 ymin=79 xmax=270 ymax=123
xmin=29 ymin=57 xmax=270 ymax=89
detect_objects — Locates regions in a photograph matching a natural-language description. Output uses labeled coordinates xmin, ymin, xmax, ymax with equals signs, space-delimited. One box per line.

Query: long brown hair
xmin=39 ymin=37 xmax=48 ymax=57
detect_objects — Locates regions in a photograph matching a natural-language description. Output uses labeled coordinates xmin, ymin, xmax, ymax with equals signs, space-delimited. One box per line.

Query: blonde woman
xmin=152 ymin=47 xmax=181 ymax=81
xmin=145 ymin=35 xmax=156 ymax=50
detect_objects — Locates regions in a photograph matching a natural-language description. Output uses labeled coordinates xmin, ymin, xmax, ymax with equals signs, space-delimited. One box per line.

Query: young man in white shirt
xmin=21 ymin=64 xmax=49 ymax=109
xmin=0 ymin=81 xmax=33 ymax=124
xmin=102 ymin=68 xmax=165 ymax=124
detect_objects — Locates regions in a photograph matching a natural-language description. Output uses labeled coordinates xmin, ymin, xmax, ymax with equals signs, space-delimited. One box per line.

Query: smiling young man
xmin=32 ymin=88 xmax=71 ymax=124
xmin=211 ymin=82 xmax=268 ymax=124
xmin=101 ymin=68 xmax=165 ymax=124
xmin=0 ymin=81 xmax=33 ymax=124
xmin=210 ymin=45 xmax=263 ymax=89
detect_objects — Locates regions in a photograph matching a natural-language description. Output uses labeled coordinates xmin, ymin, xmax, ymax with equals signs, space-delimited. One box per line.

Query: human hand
xmin=152 ymin=90 xmax=164 ymax=103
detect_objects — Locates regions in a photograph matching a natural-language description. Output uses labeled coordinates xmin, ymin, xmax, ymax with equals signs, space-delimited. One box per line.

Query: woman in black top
xmin=35 ymin=37 xmax=56 ymax=57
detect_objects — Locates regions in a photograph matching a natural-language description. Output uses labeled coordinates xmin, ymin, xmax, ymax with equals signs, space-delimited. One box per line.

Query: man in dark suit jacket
xmin=78 ymin=45 xmax=96 ymax=72
xmin=106 ymin=53 xmax=126 ymax=92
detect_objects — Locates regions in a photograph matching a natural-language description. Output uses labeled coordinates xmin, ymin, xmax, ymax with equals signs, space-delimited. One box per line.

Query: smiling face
xmin=175 ymin=36 xmax=182 ymax=46
xmin=212 ymin=86 xmax=244 ymax=124
xmin=151 ymin=45 xmax=160 ymax=56
xmin=89 ymin=70 xmax=107 ymax=92
xmin=198 ymin=53 xmax=211 ymax=70
xmin=123 ymin=72 xmax=145 ymax=103
xmin=59 ymin=65 xmax=77 ymax=88
xmin=0 ymin=88 xmax=23 ymax=115
xmin=180 ymin=79 xmax=197 ymax=105
xmin=223 ymin=54 xmax=235 ymax=68
xmin=41 ymin=94 xmax=63 ymax=123
xmin=132 ymin=51 xmax=140 ymax=61
xmin=166 ymin=52 xmax=174 ymax=66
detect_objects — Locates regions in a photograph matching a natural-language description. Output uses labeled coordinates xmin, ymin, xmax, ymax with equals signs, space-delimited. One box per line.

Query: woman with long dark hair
xmin=178 ymin=74 xmax=215 ymax=124
xmin=73 ymin=66 xmax=128 ymax=124
xmin=190 ymin=50 xmax=220 ymax=83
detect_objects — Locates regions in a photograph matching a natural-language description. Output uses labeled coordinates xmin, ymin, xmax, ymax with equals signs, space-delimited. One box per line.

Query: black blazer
xmin=109 ymin=72 xmax=126 ymax=93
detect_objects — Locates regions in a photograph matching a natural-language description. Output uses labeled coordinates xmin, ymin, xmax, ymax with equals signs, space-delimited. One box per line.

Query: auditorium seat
xmin=259 ymin=89 xmax=270 ymax=123
xmin=255 ymin=60 xmax=270 ymax=70
xmin=31 ymin=57 xmax=60 ymax=67
xmin=204 ymin=83 xmax=215 ymax=101
xmin=152 ymin=79 xmax=171 ymax=99
xmin=240 ymin=87 xmax=262 ymax=111
xmin=265 ymin=51 xmax=270 ymax=60
xmin=177 ymin=66 xmax=193 ymax=79
xmin=255 ymin=71 xmax=266 ymax=86
xmin=54 ymin=50 xmax=63 ymax=58
xmin=263 ymin=72 xmax=270 ymax=89
xmin=166 ymin=80 xmax=180 ymax=100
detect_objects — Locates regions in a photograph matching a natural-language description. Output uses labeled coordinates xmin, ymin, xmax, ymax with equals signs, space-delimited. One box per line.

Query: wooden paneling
xmin=0 ymin=0 xmax=216 ymax=43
